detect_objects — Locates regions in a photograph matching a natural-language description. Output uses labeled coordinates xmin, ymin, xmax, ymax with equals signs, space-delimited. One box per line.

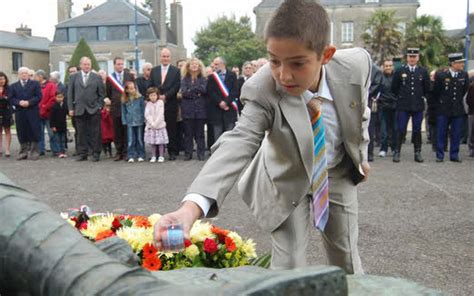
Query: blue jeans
xmin=436 ymin=115 xmax=463 ymax=160
xmin=39 ymin=119 xmax=54 ymax=153
xmin=127 ymin=125 xmax=145 ymax=159
xmin=51 ymin=131 xmax=66 ymax=154
xmin=380 ymin=109 xmax=397 ymax=153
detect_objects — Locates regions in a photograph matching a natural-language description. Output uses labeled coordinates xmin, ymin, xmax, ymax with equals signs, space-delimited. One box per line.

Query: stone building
xmin=0 ymin=26 xmax=50 ymax=82
xmin=254 ymin=0 xmax=419 ymax=49
xmin=50 ymin=0 xmax=186 ymax=79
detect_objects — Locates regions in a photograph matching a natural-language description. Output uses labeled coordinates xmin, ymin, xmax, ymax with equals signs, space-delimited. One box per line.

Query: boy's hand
xmin=361 ymin=162 xmax=370 ymax=182
xmin=52 ymin=127 xmax=57 ymax=132
xmin=153 ymin=201 xmax=203 ymax=250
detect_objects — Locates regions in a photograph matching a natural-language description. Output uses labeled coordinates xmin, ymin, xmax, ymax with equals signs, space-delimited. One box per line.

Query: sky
xmin=0 ymin=0 xmax=471 ymax=54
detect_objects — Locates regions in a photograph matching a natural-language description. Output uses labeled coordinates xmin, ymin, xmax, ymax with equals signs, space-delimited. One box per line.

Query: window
xmin=98 ymin=61 xmax=108 ymax=71
xmin=98 ymin=26 xmax=107 ymax=41
xmin=68 ymin=27 xmax=77 ymax=42
xmin=54 ymin=28 xmax=68 ymax=42
xmin=129 ymin=25 xmax=136 ymax=40
xmin=341 ymin=22 xmax=354 ymax=43
xmin=77 ymin=27 xmax=98 ymax=41
xmin=107 ymin=26 xmax=128 ymax=41
xmin=12 ymin=52 xmax=23 ymax=71
xmin=397 ymin=22 xmax=406 ymax=35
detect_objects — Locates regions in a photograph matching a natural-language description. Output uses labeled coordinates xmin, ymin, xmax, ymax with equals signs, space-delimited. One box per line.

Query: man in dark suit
xmin=106 ymin=57 xmax=133 ymax=161
xmin=150 ymin=48 xmax=181 ymax=160
xmin=68 ymin=57 xmax=105 ymax=162
xmin=207 ymin=57 xmax=239 ymax=140
xmin=235 ymin=61 xmax=254 ymax=113
xmin=8 ymin=67 xmax=42 ymax=160
xmin=391 ymin=47 xmax=430 ymax=163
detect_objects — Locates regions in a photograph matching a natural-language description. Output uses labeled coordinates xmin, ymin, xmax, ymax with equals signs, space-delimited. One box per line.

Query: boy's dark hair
xmin=146 ymin=87 xmax=160 ymax=97
xmin=264 ymin=0 xmax=330 ymax=57
xmin=56 ymin=90 xmax=65 ymax=96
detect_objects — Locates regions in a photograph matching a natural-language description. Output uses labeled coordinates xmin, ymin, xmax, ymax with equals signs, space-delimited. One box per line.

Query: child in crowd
xmin=121 ymin=81 xmax=145 ymax=163
xmin=144 ymin=87 xmax=169 ymax=163
xmin=49 ymin=91 xmax=68 ymax=158
xmin=101 ymin=100 xmax=114 ymax=158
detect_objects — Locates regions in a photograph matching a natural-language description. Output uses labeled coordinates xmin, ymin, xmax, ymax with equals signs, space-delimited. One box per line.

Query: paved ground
xmin=0 ymin=138 xmax=472 ymax=295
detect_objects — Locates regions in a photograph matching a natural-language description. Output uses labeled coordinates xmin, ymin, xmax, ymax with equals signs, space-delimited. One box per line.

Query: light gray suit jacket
xmin=188 ymin=48 xmax=371 ymax=232
xmin=67 ymin=72 xmax=105 ymax=116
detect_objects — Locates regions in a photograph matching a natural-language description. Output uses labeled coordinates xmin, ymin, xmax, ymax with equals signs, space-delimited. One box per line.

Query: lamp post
xmin=134 ymin=0 xmax=139 ymax=72
xmin=466 ymin=0 xmax=471 ymax=66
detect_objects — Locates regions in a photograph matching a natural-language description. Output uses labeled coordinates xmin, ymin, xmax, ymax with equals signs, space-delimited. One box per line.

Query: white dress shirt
xmin=183 ymin=66 xmax=344 ymax=216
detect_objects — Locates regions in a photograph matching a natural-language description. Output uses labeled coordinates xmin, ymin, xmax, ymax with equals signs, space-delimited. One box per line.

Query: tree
xmin=361 ymin=9 xmax=403 ymax=65
xmin=404 ymin=15 xmax=463 ymax=70
xmin=193 ymin=16 xmax=267 ymax=67
xmin=65 ymin=38 xmax=100 ymax=83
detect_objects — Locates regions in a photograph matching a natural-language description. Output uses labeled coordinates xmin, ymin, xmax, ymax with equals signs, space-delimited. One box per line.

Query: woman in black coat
xmin=0 ymin=72 xmax=12 ymax=157
xmin=180 ymin=58 xmax=208 ymax=161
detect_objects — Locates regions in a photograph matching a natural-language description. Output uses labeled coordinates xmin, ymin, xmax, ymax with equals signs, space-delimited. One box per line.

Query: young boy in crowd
xmin=50 ymin=91 xmax=68 ymax=158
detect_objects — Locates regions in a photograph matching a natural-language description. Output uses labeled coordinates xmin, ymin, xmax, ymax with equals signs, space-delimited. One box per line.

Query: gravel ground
xmin=1 ymin=138 xmax=472 ymax=295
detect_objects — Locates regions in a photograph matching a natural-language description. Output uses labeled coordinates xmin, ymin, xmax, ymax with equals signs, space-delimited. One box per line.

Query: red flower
xmin=112 ymin=217 xmax=122 ymax=230
xmin=95 ymin=230 xmax=115 ymax=241
xmin=225 ymin=237 xmax=237 ymax=252
xmin=79 ymin=222 xmax=88 ymax=230
xmin=211 ymin=225 xmax=229 ymax=243
xmin=132 ymin=216 xmax=151 ymax=228
xmin=142 ymin=256 xmax=162 ymax=271
xmin=203 ymin=238 xmax=218 ymax=254
xmin=184 ymin=239 xmax=192 ymax=248
xmin=142 ymin=243 xmax=158 ymax=259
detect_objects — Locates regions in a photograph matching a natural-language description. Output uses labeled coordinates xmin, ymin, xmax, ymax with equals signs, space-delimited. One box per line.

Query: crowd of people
xmin=0 ymin=46 xmax=473 ymax=164
xmin=0 ymin=49 xmax=268 ymax=162
xmin=367 ymin=49 xmax=473 ymax=163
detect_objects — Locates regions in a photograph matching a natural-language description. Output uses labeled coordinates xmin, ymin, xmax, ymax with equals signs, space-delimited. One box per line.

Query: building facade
xmin=254 ymin=0 xmax=419 ymax=49
xmin=0 ymin=26 xmax=50 ymax=82
xmin=50 ymin=0 xmax=186 ymax=80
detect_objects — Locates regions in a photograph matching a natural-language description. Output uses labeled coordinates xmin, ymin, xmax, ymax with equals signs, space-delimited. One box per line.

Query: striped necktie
xmin=309 ymin=97 xmax=329 ymax=231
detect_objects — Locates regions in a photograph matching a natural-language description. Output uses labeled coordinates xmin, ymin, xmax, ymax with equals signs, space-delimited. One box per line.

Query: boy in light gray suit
xmin=154 ymin=0 xmax=371 ymax=274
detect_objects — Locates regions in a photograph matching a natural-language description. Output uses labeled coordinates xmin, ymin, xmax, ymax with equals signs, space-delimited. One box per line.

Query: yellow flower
xmin=190 ymin=220 xmax=216 ymax=243
xmin=147 ymin=214 xmax=162 ymax=227
xmin=184 ymin=244 xmax=200 ymax=259
xmin=241 ymin=239 xmax=257 ymax=258
xmin=66 ymin=218 xmax=76 ymax=228
xmin=227 ymin=231 xmax=243 ymax=248
xmin=80 ymin=213 xmax=116 ymax=239
xmin=116 ymin=227 xmax=153 ymax=253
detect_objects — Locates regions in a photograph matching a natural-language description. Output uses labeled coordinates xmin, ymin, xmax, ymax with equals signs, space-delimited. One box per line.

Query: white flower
xmin=184 ymin=244 xmax=200 ymax=259
xmin=241 ymin=239 xmax=257 ymax=258
xmin=190 ymin=220 xmax=216 ymax=243
xmin=148 ymin=214 xmax=162 ymax=227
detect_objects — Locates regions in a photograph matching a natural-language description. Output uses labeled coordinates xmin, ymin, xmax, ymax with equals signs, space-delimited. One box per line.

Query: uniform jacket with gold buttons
xmin=433 ymin=69 xmax=469 ymax=117
xmin=391 ymin=65 xmax=430 ymax=112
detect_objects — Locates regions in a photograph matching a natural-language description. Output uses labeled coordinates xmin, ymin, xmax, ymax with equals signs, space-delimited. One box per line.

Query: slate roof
xmin=56 ymin=0 xmax=151 ymax=28
xmin=0 ymin=30 xmax=50 ymax=52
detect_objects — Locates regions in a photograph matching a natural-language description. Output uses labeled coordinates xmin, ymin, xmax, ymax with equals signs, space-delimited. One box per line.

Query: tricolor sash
xmin=211 ymin=72 xmax=229 ymax=98
xmin=108 ymin=73 xmax=124 ymax=93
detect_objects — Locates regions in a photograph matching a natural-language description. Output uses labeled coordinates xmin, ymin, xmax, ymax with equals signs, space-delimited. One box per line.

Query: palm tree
xmin=362 ymin=9 xmax=403 ymax=65
xmin=404 ymin=15 xmax=453 ymax=69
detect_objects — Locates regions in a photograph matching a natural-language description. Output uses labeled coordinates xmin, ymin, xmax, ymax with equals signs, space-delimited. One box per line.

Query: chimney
xmin=170 ymin=0 xmax=183 ymax=47
xmin=83 ymin=4 xmax=93 ymax=13
xmin=151 ymin=0 xmax=167 ymax=46
xmin=57 ymin=0 xmax=73 ymax=23
xmin=16 ymin=24 xmax=32 ymax=37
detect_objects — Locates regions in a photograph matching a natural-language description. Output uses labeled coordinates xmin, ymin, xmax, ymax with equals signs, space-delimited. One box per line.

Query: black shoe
xmin=414 ymin=152 xmax=424 ymax=163
xmin=392 ymin=152 xmax=400 ymax=163
xmin=368 ymin=154 xmax=374 ymax=162
xmin=184 ymin=154 xmax=192 ymax=161
xmin=76 ymin=156 xmax=87 ymax=161
xmin=39 ymin=151 xmax=45 ymax=156
xmin=436 ymin=158 xmax=444 ymax=163
xmin=92 ymin=154 xmax=100 ymax=162
xmin=169 ymin=154 xmax=177 ymax=161
xmin=197 ymin=154 xmax=205 ymax=161
xmin=450 ymin=158 xmax=462 ymax=163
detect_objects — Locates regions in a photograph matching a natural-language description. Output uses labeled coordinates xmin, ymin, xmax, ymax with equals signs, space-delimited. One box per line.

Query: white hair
xmin=50 ymin=71 xmax=61 ymax=82
xmin=18 ymin=67 xmax=30 ymax=74
xmin=142 ymin=62 xmax=153 ymax=70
